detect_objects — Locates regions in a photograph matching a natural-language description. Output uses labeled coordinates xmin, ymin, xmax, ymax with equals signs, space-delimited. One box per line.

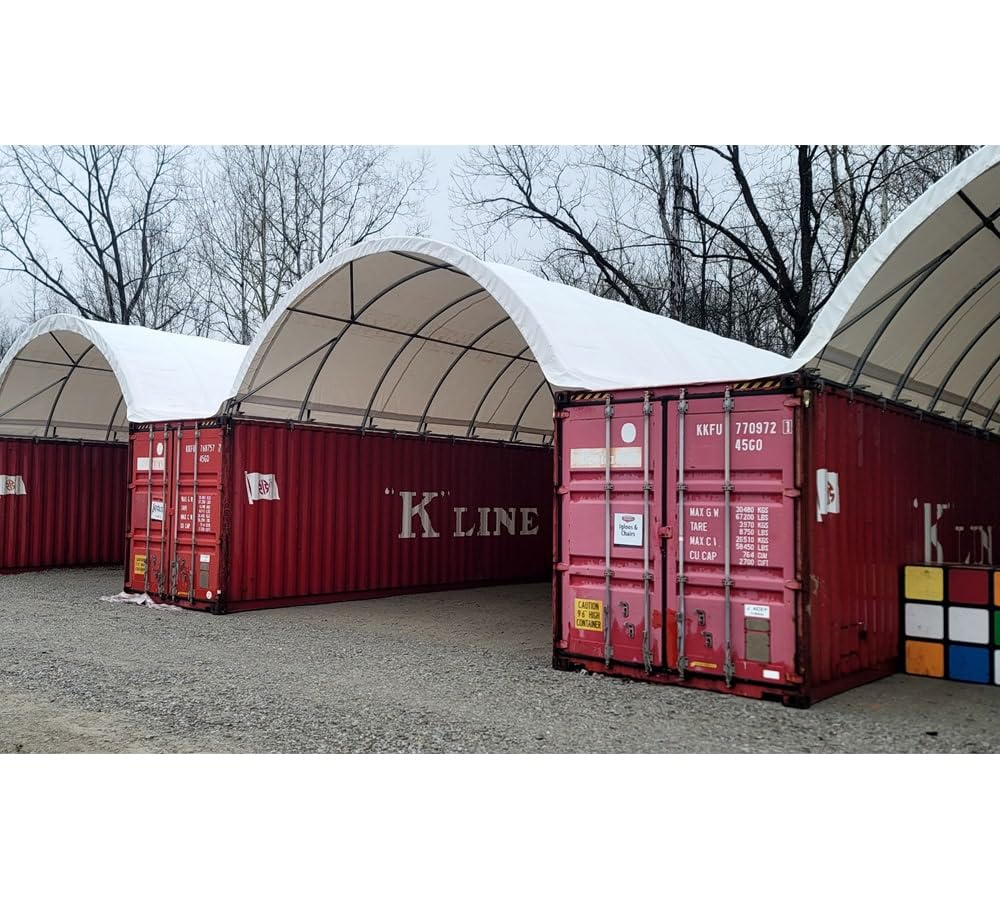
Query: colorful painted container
xmin=902 ymin=562 xmax=998 ymax=685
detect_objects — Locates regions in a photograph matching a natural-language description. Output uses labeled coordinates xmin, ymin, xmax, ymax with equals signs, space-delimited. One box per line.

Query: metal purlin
xmin=509 ymin=379 xmax=552 ymax=443
xmin=933 ymin=307 xmax=1000 ymax=415
xmin=960 ymin=347 xmax=1000 ymax=425
xmin=846 ymin=257 xmax=950 ymax=388
xmin=641 ymin=390 xmax=653 ymax=672
xmin=235 ymin=259 xmax=449 ymax=410
xmin=840 ymin=198 xmax=1000 ymax=399
xmin=294 ymin=261 xmax=451 ymax=420
xmin=44 ymin=344 xmax=95 ymax=437
xmin=820 ymin=196 xmax=1000 ymax=353
xmin=104 ymin=394 xmax=125 ymax=442
xmin=465 ymin=351 xmax=534 ymax=438
xmin=722 ymin=387 xmax=735 ymax=687
xmin=676 ymin=388 xmax=688 ymax=678
xmin=360 ymin=287 xmax=489 ymax=429
xmin=982 ymin=378 xmax=1000 ymax=430
xmin=236 ymin=254 xmax=556 ymax=444
xmin=416 ymin=314 xmax=512 ymax=433
xmin=603 ymin=395 xmax=614 ymax=667
xmin=891 ymin=263 xmax=1000 ymax=402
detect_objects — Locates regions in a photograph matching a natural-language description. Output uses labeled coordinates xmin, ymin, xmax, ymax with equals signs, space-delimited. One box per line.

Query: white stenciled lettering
xmin=520 ymin=508 xmax=539 ymax=536
xmin=399 ymin=491 xmax=440 ymax=539
xmin=493 ymin=507 xmax=516 ymax=536
xmin=453 ymin=507 xmax=476 ymax=537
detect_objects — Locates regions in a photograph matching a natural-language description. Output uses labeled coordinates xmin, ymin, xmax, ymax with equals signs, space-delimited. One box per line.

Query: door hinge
xmin=782 ymin=488 xmax=801 ymax=498
xmin=657 ymin=526 xmax=673 ymax=539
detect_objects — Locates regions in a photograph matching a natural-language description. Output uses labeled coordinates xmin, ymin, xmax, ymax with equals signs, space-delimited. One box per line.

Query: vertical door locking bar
xmin=143 ymin=428 xmax=153 ymax=594
xmin=603 ymin=396 xmax=614 ymax=667
xmin=190 ymin=426 xmax=200 ymax=599
xmin=169 ymin=424 xmax=183 ymax=600
xmin=677 ymin=389 xmax=688 ymax=678
xmin=642 ymin=391 xmax=653 ymax=672
xmin=157 ymin=424 xmax=168 ymax=595
xmin=723 ymin=387 xmax=735 ymax=686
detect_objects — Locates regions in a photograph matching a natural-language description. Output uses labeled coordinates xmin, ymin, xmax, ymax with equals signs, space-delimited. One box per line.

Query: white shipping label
xmin=200 ymin=554 xmax=210 ymax=563
xmin=150 ymin=500 xmax=165 ymax=522
xmin=570 ymin=447 xmax=643 ymax=470
xmin=744 ymin=603 xmax=770 ymax=619
xmin=0 ymin=474 xmax=26 ymax=496
xmin=762 ymin=669 xmax=781 ymax=680
xmin=137 ymin=457 xmax=166 ymax=473
xmin=613 ymin=513 xmax=643 ymax=546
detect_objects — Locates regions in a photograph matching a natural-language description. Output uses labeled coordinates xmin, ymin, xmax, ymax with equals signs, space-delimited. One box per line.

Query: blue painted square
xmin=948 ymin=645 xmax=991 ymax=684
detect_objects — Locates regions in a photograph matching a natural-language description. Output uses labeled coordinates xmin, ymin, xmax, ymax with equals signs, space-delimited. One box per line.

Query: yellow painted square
xmin=903 ymin=565 xmax=943 ymax=602
xmin=905 ymin=640 xmax=945 ymax=678
xmin=994 ymin=571 xmax=1000 ymax=607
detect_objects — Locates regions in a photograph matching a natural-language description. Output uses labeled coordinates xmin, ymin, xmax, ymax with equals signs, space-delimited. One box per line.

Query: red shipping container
xmin=553 ymin=375 xmax=1000 ymax=705
xmin=0 ymin=436 xmax=127 ymax=573
xmin=126 ymin=417 xmax=552 ymax=611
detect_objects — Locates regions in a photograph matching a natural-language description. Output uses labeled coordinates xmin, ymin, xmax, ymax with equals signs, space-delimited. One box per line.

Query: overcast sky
xmin=0 ymin=145 xmax=477 ymax=320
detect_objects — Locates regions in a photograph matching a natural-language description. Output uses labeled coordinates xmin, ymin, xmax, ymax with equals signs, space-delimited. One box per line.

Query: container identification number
xmin=735 ymin=421 xmax=777 ymax=435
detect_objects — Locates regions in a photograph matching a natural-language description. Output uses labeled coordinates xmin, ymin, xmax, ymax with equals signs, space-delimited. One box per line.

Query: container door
xmin=168 ymin=425 xmax=224 ymax=604
xmin=127 ymin=426 xmax=172 ymax=595
xmin=666 ymin=390 xmax=799 ymax=687
xmin=558 ymin=395 xmax=663 ymax=670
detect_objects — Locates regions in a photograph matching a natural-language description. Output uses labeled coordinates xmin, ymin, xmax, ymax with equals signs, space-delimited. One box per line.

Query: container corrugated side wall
xmin=0 ymin=437 xmax=127 ymax=573
xmin=806 ymin=387 xmax=1000 ymax=697
xmin=224 ymin=420 xmax=552 ymax=610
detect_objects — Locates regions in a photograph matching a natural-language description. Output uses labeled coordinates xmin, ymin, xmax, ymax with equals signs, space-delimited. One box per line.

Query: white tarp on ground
xmin=787 ymin=145 xmax=1000 ymax=431
xmin=231 ymin=237 xmax=795 ymax=444
xmin=0 ymin=314 xmax=247 ymax=441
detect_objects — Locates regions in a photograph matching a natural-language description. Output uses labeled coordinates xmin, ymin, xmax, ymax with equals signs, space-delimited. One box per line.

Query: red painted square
xmin=947 ymin=567 xmax=990 ymax=606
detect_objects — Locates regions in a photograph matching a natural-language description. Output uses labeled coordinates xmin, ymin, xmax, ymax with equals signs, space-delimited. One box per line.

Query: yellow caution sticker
xmin=133 ymin=554 xmax=146 ymax=576
xmin=574 ymin=598 xmax=603 ymax=632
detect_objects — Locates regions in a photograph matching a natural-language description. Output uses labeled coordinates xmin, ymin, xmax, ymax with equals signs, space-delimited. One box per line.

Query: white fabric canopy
xmin=789 ymin=145 xmax=1000 ymax=431
xmin=0 ymin=314 xmax=246 ymax=441
xmin=231 ymin=237 xmax=793 ymax=444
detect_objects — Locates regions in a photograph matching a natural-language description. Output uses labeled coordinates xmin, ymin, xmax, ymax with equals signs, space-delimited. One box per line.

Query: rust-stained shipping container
xmin=126 ymin=417 xmax=552 ymax=612
xmin=553 ymin=375 xmax=1000 ymax=705
xmin=0 ymin=436 xmax=127 ymax=573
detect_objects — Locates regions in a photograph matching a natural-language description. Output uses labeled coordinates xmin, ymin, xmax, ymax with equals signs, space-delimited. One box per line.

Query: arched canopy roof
xmin=0 ymin=314 xmax=247 ymax=442
xmin=230 ymin=237 xmax=793 ymax=444
xmin=790 ymin=145 xmax=1000 ymax=431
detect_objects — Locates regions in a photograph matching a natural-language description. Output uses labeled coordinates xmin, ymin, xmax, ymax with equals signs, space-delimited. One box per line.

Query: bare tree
xmin=0 ymin=316 xmax=17 ymax=357
xmin=193 ymin=145 xmax=430 ymax=343
xmin=455 ymin=144 xmax=976 ymax=353
xmin=0 ymin=145 xmax=197 ymax=328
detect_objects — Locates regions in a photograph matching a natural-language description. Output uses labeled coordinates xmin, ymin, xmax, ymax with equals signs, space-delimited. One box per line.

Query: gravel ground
xmin=1 ymin=567 xmax=998 ymax=753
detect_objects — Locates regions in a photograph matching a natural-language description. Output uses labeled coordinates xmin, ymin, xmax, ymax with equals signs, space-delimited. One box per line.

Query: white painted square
xmin=948 ymin=606 xmax=989 ymax=645
xmin=995 ymin=651 xmax=1000 ymax=686
xmin=905 ymin=603 xmax=944 ymax=640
